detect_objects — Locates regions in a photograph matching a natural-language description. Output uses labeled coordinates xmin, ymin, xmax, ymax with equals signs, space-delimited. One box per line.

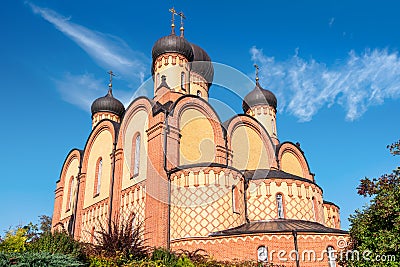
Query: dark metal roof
xmin=242 ymin=81 xmax=277 ymax=112
xmin=323 ymin=200 xmax=340 ymax=209
xmin=91 ymin=89 xmax=125 ymax=117
xmin=152 ymin=34 xmax=194 ymax=63
xmin=190 ymin=43 xmax=214 ymax=85
xmin=210 ymin=219 xmax=348 ymax=236
xmin=243 ymin=169 xmax=323 ymax=193
xmin=244 ymin=169 xmax=303 ymax=180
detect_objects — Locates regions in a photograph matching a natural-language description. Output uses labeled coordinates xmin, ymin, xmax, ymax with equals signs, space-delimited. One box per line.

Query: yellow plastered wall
xmin=231 ymin=125 xmax=269 ymax=170
xmin=179 ymin=109 xmax=215 ymax=165
xmin=251 ymin=106 xmax=277 ymax=138
xmin=189 ymin=71 xmax=209 ymax=101
xmin=60 ymin=158 xmax=79 ymax=220
xmin=281 ymin=152 xmax=304 ymax=177
xmin=83 ymin=130 xmax=113 ymax=209
xmin=154 ymin=55 xmax=189 ymax=94
xmin=122 ymin=110 xmax=149 ymax=190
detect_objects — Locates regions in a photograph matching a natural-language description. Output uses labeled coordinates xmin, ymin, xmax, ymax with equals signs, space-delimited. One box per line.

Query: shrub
xmin=88 ymin=212 xmax=149 ymax=262
xmin=0 ymin=251 xmax=83 ymax=266
xmin=150 ymin=248 xmax=178 ymax=266
xmin=0 ymin=227 xmax=28 ymax=253
xmin=28 ymin=230 xmax=84 ymax=260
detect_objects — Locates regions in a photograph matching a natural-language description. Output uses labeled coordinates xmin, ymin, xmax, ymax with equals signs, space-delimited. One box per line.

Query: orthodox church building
xmin=52 ymin=13 xmax=347 ymax=265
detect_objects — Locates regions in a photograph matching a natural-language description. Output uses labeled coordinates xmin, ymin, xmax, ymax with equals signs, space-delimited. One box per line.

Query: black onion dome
xmin=242 ymin=81 xmax=277 ymax=112
xmin=91 ymin=89 xmax=125 ymax=117
xmin=190 ymin=43 xmax=214 ymax=84
xmin=152 ymin=34 xmax=194 ymax=63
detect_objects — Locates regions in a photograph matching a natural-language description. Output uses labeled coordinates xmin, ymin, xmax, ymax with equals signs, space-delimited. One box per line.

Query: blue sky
xmin=0 ymin=0 xmax=399 ymax=232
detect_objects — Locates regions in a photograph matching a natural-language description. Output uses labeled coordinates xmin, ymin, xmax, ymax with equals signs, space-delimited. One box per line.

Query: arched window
xmin=132 ymin=133 xmax=140 ymax=177
xmin=197 ymin=90 xmax=202 ymax=97
xmin=66 ymin=176 xmax=74 ymax=211
xmin=276 ymin=194 xmax=284 ymax=218
xmin=232 ymin=185 xmax=240 ymax=214
xmin=94 ymin=158 xmax=102 ymax=196
xmin=181 ymin=72 xmax=186 ymax=91
xmin=327 ymin=246 xmax=336 ymax=267
xmin=332 ymin=216 xmax=336 ymax=228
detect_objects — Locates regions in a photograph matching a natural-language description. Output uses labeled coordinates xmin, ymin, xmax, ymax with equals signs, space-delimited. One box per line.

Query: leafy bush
xmin=0 ymin=252 xmax=83 ymax=266
xmin=28 ymin=230 xmax=84 ymax=260
xmin=86 ymin=255 xmax=118 ymax=267
xmin=0 ymin=228 xmax=28 ymax=253
xmin=150 ymin=248 xmax=178 ymax=266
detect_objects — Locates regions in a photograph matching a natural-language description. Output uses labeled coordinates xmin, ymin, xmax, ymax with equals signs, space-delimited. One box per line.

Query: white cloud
xmin=28 ymin=2 xmax=149 ymax=111
xmin=251 ymin=46 xmax=400 ymax=121
xmin=54 ymin=73 xmax=104 ymax=110
xmin=28 ymin=2 xmax=147 ymax=80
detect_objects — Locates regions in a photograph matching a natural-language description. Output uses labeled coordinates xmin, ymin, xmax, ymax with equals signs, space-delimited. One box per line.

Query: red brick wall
xmin=171 ymin=232 xmax=347 ymax=267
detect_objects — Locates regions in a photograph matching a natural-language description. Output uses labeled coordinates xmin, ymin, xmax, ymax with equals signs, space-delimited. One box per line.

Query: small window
xmin=332 ymin=216 xmax=336 ymax=228
xmin=94 ymin=158 xmax=102 ymax=196
xmin=197 ymin=90 xmax=202 ymax=97
xmin=232 ymin=185 xmax=240 ymax=214
xmin=276 ymin=194 xmax=284 ymax=218
xmin=132 ymin=134 xmax=141 ymax=177
xmin=327 ymin=246 xmax=336 ymax=267
xmin=181 ymin=72 xmax=186 ymax=91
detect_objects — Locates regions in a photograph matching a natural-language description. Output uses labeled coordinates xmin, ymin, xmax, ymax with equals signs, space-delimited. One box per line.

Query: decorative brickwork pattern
xmin=170 ymin=168 xmax=245 ymax=239
xmin=247 ymin=179 xmax=325 ymax=224
xmin=119 ymin=182 xmax=146 ymax=228
xmin=80 ymin=198 xmax=109 ymax=243
xmin=171 ymin=233 xmax=348 ymax=266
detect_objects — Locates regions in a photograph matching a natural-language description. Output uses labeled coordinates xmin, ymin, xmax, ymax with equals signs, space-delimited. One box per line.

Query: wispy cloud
xmin=329 ymin=17 xmax=335 ymax=27
xmin=54 ymin=73 xmax=103 ymax=110
xmin=251 ymin=47 xmax=400 ymax=121
xmin=27 ymin=2 xmax=148 ymax=110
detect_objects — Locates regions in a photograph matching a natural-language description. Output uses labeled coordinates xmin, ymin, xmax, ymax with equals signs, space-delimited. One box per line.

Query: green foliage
xmin=151 ymin=248 xmax=178 ymax=266
xmin=28 ymin=230 xmax=84 ymax=260
xmin=0 ymin=227 xmax=28 ymax=253
xmin=87 ymin=255 xmax=118 ymax=267
xmin=344 ymin=141 xmax=400 ymax=266
xmin=0 ymin=251 xmax=83 ymax=266
xmin=38 ymin=215 xmax=52 ymax=234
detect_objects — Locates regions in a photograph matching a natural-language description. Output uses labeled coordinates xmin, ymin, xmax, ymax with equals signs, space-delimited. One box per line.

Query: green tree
xmin=344 ymin=141 xmax=400 ymax=266
xmin=0 ymin=228 xmax=28 ymax=253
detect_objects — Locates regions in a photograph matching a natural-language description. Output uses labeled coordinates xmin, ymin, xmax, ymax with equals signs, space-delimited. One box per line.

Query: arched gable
xmin=117 ymin=97 xmax=152 ymax=189
xmin=225 ymin=115 xmax=277 ymax=171
xmin=277 ymin=142 xmax=313 ymax=181
xmin=169 ymin=96 xmax=226 ymax=166
xmin=57 ymin=149 xmax=82 ymax=220
xmin=81 ymin=120 xmax=118 ymax=209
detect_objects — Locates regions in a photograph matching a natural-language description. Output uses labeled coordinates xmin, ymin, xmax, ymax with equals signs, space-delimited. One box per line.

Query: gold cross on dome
xmin=108 ymin=70 xmax=115 ymax=88
xmin=254 ymin=64 xmax=259 ymax=81
xmin=169 ymin=7 xmax=177 ymax=34
xmin=178 ymin=11 xmax=186 ymax=36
